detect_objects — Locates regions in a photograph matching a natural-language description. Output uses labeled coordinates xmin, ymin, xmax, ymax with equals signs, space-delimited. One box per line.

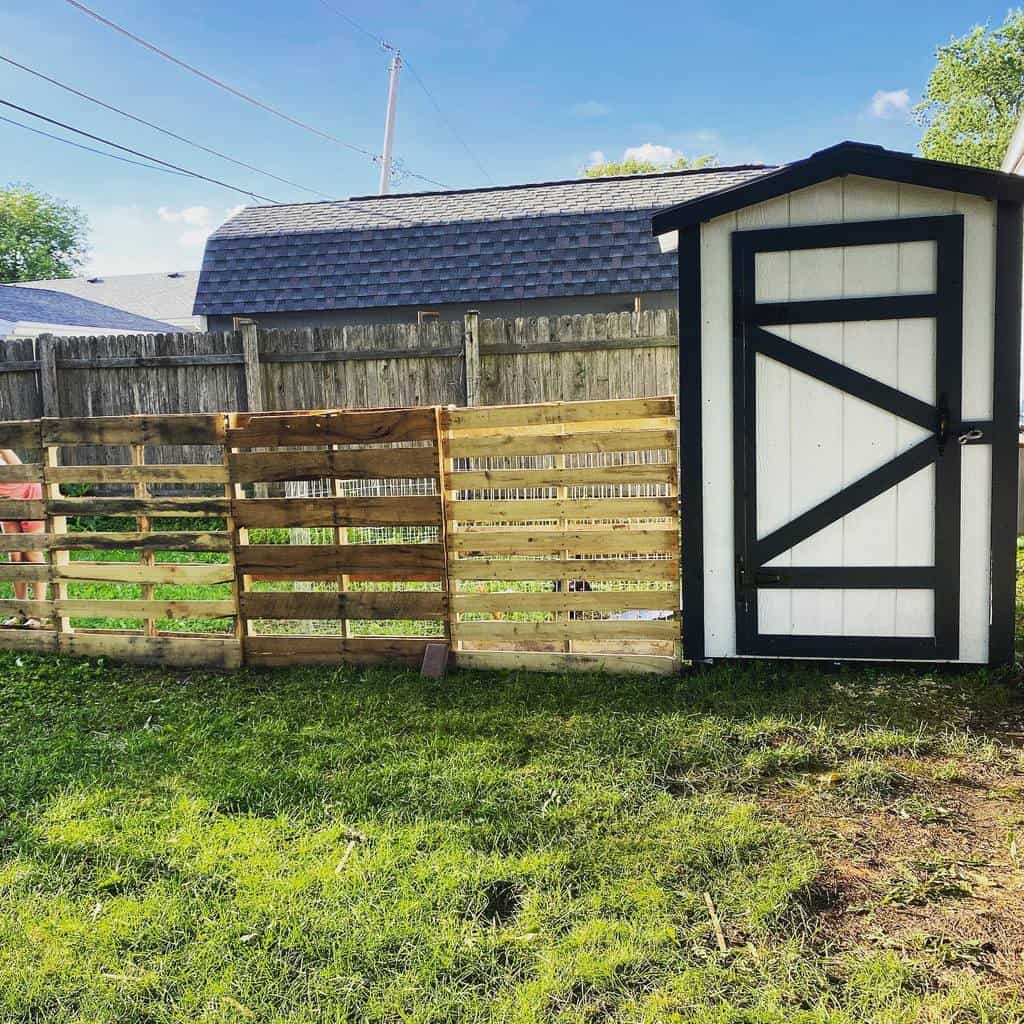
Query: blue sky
xmin=0 ymin=0 xmax=1014 ymax=275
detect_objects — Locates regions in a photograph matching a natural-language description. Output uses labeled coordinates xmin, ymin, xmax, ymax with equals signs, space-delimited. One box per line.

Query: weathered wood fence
xmin=0 ymin=397 xmax=680 ymax=675
xmin=0 ymin=311 xmax=678 ymax=432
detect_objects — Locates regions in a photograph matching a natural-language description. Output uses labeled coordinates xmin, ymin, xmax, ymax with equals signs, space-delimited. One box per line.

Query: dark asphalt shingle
xmin=194 ymin=165 xmax=771 ymax=316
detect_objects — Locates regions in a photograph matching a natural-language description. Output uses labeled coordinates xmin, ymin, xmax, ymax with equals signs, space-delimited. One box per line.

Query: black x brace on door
xmin=731 ymin=214 xmax=970 ymax=660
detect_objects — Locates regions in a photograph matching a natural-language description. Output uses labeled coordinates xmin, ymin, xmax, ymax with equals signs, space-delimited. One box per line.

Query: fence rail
xmin=0 ymin=396 xmax=680 ymax=675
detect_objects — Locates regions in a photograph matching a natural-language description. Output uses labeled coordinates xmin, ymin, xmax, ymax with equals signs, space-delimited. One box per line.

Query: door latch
xmin=737 ymin=560 xmax=782 ymax=589
xmin=958 ymin=428 xmax=984 ymax=444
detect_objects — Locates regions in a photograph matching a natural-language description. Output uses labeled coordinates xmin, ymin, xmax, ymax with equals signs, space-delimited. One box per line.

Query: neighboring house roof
xmin=653 ymin=141 xmax=1024 ymax=235
xmin=0 ymin=284 xmax=178 ymax=338
xmin=194 ymin=164 xmax=771 ymax=316
xmin=16 ymin=271 xmax=202 ymax=330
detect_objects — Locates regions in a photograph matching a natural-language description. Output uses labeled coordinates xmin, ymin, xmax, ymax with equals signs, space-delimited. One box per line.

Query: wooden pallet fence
xmin=0 ymin=397 xmax=682 ymax=675
xmin=0 ymin=414 xmax=241 ymax=668
xmin=226 ymin=407 xmax=448 ymax=667
xmin=440 ymin=396 xmax=681 ymax=675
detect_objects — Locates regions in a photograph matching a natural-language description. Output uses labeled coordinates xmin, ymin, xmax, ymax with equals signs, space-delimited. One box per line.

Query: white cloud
xmin=82 ymin=203 xmax=243 ymax=275
xmin=869 ymin=88 xmax=910 ymax=119
xmin=157 ymin=204 xmax=212 ymax=227
xmin=573 ymin=100 xmax=610 ymax=118
xmin=623 ymin=143 xmax=682 ymax=165
xmin=586 ymin=150 xmax=606 ymax=166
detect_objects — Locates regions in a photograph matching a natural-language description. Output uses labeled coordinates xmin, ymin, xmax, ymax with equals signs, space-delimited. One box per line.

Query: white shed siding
xmin=698 ymin=175 xmax=997 ymax=661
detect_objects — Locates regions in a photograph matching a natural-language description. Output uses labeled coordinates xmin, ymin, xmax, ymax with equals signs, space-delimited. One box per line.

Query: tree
xmin=583 ymin=153 xmax=717 ymax=178
xmin=916 ymin=10 xmax=1024 ymax=168
xmin=0 ymin=185 xmax=88 ymax=283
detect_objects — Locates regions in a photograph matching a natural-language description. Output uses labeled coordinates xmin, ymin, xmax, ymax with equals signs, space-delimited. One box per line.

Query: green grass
xmin=1 ymin=655 xmax=1022 ymax=1022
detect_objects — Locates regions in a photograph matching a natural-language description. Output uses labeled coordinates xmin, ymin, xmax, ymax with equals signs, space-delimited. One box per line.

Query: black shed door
xmin=732 ymin=215 xmax=965 ymax=659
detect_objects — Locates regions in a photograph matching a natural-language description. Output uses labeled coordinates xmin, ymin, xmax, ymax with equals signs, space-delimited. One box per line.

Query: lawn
xmin=1 ymin=654 xmax=1022 ymax=1023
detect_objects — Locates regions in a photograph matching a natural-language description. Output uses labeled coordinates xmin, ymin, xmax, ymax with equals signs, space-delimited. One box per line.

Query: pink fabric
xmin=0 ymin=481 xmax=44 ymax=531
xmin=0 ymin=482 xmax=42 ymax=501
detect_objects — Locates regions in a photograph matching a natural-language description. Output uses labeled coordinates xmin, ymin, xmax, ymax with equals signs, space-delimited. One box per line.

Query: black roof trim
xmin=651 ymin=141 xmax=1024 ymax=234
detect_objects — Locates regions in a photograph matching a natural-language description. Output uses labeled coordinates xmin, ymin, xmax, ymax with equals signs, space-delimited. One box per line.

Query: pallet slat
xmin=452 ymin=591 xmax=677 ymax=614
xmin=454 ymin=650 xmax=678 ymax=676
xmin=447 ymin=557 xmax=678 ymax=581
xmin=0 ymin=500 xmax=47 ymax=520
xmin=229 ymin=447 xmax=438 ymax=484
xmin=0 ymin=628 xmax=58 ymax=653
xmin=42 ymin=414 xmax=225 ymax=446
xmin=245 ymin=635 xmax=432 ymax=667
xmin=233 ymin=496 xmax=441 ymax=529
xmin=0 ymin=564 xmax=50 ymax=582
xmin=49 ymin=497 xmax=230 ymax=517
xmin=51 ymin=532 xmax=232 ymax=552
xmin=447 ymin=528 xmax=679 ymax=556
xmin=449 ymin=463 xmax=675 ymax=490
xmin=449 ymin=497 xmax=677 ymax=523
xmin=236 ymin=543 xmax=444 ymax=578
xmin=452 ymin=618 xmax=678 ymax=641
xmin=55 ymin=562 xmax=234 ymax=585
xmin=56 ymin=599 xmax=236 ymax=619
xmin=60 ymin=633 xmax=241 ymax=668
xmin=228 ymin=408 xmax=437 ymax=446
xmin=442 ymin=397 xmax=675 ymax=430
xmin=47 ymin=464 xmax=229 ymax=484
xmin=240 ymin=590 xmax=444 ymax=620
xmin=0 ymin=420 xmax=43 ymax=448
xmin=0 ymin=599 xmax=54 ymax=618
xmin=0 ymin=463 xmax=43 ymax=483
xmin=447 ymin=428 xmax=676 ymax=460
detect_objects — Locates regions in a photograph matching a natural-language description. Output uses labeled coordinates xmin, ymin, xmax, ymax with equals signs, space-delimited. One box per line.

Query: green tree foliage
xmin=916 ymin=10 xmax=1024 ymax=168
xmin=583 ymin=153 xmax=717 ymax=178
xmin=0 ymin=184 xmax=88 ymax=283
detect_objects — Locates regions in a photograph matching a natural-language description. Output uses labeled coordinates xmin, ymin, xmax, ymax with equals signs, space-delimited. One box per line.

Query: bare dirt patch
xmin=763 ymin=757 xmax=1024 ymax=989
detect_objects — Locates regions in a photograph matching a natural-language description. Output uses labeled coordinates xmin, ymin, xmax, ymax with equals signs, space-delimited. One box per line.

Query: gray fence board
xmin=0 ymin=310 xmax=679 ymax=465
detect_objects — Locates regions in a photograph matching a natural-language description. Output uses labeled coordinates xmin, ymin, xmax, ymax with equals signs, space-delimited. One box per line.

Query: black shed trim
xmin=652 ymin=141 xmax=1024 ymax=235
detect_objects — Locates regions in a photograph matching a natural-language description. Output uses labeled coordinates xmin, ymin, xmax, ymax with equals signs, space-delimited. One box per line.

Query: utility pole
xmin=378 ymin=50 xmax=402 ymax=195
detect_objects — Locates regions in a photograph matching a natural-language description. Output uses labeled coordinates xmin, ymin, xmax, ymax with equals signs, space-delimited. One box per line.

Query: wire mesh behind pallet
xmin=441 ymin=396 xmax=681 ymax=675
xmin=227 ymin=407 xmax=447 ymax=665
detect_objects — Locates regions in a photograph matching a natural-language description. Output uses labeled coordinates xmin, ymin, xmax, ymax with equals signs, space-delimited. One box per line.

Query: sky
xmin=0 ymin=0 xmax=1015 ymax=276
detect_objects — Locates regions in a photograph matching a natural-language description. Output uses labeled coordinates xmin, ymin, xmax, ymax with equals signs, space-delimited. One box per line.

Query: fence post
xmin=36 ymin=334 xmax=59 ymax=418
xmin=239 ymin=320 xmax=264 ymax=413
xmin=462 ymin=311 xmax=480 ymax=406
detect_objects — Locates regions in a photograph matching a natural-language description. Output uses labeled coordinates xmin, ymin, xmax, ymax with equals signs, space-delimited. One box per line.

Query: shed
xmin=652 ymin=141 xmax=1024 ymax=666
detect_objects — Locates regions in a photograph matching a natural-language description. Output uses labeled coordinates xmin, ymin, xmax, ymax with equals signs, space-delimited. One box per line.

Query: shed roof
xmin=652 ymin=141 xmax=1024 ymax=235
xmin=194 ymin=164 xmax=770 ymax=316
xmin=0 ymin=283 xmax=178 ymax=336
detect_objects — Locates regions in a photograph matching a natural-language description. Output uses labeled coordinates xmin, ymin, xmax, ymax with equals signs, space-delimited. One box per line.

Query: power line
xmin=0 ymin=53 xmax=334 ymax=199
xmin=316 ymin=0 xmax=495 ymax=186
xmin=0 ymin=112 xmax=195 ymax=178
xmin=62 ymin=0 xmax=449 ymax=189
xmin=0 ymin=99 xmax=278 ymax=202
xmin=316 ymin=0 xmax=392 ymax=50
xmin=0 ymin=107 xmax=444 ymax=233
xmin=402 ymin=58 xmax=495 ymax=186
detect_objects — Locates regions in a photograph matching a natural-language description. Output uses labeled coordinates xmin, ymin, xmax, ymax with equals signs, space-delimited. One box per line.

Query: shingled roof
xmin=0 ymin=284 xmax=178 ymax=337
xmin=194 ymin=164 xmax=770 ymax=316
